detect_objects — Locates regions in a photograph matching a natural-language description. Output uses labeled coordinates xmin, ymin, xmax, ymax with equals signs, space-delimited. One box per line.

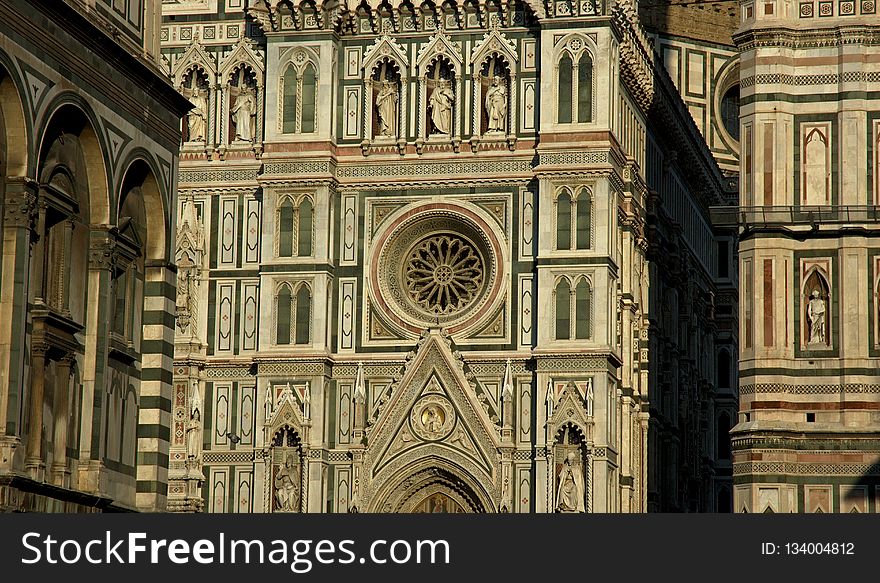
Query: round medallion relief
xmin=410 ymin=395 xmax=456 ymax=441
xmin=372 ymin=205 xmax=503 ymax=333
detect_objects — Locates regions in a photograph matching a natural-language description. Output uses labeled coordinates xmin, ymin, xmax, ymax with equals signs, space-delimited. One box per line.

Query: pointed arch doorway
xmin=369 ymin=464 xmax=493 ymax=514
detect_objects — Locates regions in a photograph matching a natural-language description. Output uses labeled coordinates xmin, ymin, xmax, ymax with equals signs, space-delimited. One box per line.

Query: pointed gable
xmin=365 ymin=329 xmax=501 ymax=481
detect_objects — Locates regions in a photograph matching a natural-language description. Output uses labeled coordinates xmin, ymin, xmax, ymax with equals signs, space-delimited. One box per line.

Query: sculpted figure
xmin=556 ymin=451 xmax=585 ymax=513
xmin=376 ymin=80 xmax=398 ymax=137
xmin=423 ymin=405 xmax=442 ymax=434
xmin=186 ymin=399 xmax=202 ymax=460
xmin=186 ymin=88 xmax=208 ymax=143
xmin=429 ymin=78 xmax=454 ymax=135
xmin=274 ymin=454 xmax=300 ymax=512
xmin=485 ymin=76 xmax=507 ymax=132
xmin=807 ymin=289 xmax=826 ymax=344
xmin=231 ymin=86 xmax=256 ymax=142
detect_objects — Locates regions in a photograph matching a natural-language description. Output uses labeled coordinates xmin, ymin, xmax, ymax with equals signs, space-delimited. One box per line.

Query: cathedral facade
xmin=0 ymin=0 xmax=188 ymax=512
xmin=162 ymin=0 xmax=736 ymax=513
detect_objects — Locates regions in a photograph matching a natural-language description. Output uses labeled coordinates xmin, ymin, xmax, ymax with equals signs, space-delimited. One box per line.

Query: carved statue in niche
xmin=372 ymin=59 xmax=399 ymax=138
xmin=554 ymin=424 xmax=586 ymax=513
xmin=556 ymin=451 xmax=585 ymax=513
xmin=807 ymin=289 xmax=826 ymax=344
xmin=175 ymin=197 xmax=203 ymax=336
xmin=376 ymin=80 xmax=398 ymax=137
xmin=274 ymin=453 xmax=300 ymax=512
xmin=485 ymin=76 xmax=507 ymax=133
xmin=231 ymin=86 xmax=256 ymax=142
xmin=186 ymin=380 xmax=202 ymax=460
xmin=427 ymin=61 xmax=454 ymax=135
xmin=271 ymin=426 xmax=302 ymax=512
xmin=229 ymin=67 xmax=257 ymax=143
xmin=182 ymin=70 xmax=209 ymax=144
xmin=176 ymin=268 xmax=199 ymax=333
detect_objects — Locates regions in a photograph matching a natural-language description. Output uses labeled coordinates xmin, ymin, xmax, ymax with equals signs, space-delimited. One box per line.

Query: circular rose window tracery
xmin=372 ymin=205 xmax=504 ymax=332
xmin=404 ymin=234 xmax=484 ymax=315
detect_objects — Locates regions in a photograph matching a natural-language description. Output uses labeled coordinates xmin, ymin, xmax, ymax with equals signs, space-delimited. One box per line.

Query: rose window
xmin=404 ymin=235 xmax=484 ymax=315
xmin=372 ymin=207 xmax=503 ymax=331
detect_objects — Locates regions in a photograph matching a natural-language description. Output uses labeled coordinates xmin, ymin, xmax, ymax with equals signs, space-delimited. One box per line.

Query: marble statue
xmin=424 ymin=405 xmax=442 ymax=434
xmin=274 ymin=454 xmax=299 ymax=511
xmin=376 ymin=80 xmax=397 ymax=137
xmin=807 ymin=289 xmax=826 ymax=344
xmin=231 ymin=86 xmax=256 ymax=142
xmin=186 ymin=380 xmax=203 ymax=461
xmin=429 ymin=78 xmax=454 ymax=135
xmin=485 ymin=76 xmax=507 ymax=132
xmin=556 ymin=451 xmax=585 ymax=513
xmin=186 ymin=88 xmax=208 ymax=143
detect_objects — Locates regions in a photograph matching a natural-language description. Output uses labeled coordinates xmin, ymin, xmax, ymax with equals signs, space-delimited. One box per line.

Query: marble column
xmin=25 ymin=342 xmax=49 ymax=480
xmin=51 ymin=354 xmax=74 ymax=487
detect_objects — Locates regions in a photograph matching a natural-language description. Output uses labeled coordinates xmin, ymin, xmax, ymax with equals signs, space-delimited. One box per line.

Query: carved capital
xmin=2 ymin=179 xmax=38 ymax=230
xmin=89 ymin=236 xmax=116 ymax=270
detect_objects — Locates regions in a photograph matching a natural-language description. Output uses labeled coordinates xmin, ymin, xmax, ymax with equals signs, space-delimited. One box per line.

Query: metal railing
xmin=709 ymin=205 xmax=880 ymax=228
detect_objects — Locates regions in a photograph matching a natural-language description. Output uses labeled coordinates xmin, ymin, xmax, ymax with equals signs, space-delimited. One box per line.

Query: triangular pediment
xmin=471 ymin=28 xmax=518 ymax=70
xmin=363 ymin=35 xmax=409 ymax=77
xmin=265 ymin=383 xmax=305 ymax=437
xmin=366 ymin=330 xmax=500 ymax=480
xmin=172 ymin=35 xmax=218 ymax=87
xmin=416 ymin=30 xmax=463 ymax=75
xmin=219 ymin=37 xmax=265 ymax=86
xmin=547 ymin=381 xmax=593 ymax=438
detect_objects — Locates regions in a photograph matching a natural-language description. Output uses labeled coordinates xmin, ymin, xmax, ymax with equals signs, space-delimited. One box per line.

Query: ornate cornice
xmin=734 ymin=24 xmax=880 ymax=51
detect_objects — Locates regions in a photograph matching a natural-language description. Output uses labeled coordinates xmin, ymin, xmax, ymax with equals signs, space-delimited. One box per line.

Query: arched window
xmin=295 ymin=285 xmax=311 ymax=345
xmin=282 ymin=66 xmax=298 ymax=134
xmin=278 ymin=198 xmax=294 ymax=257
xmin=281 ymin=62 xmax=317 ymax=134
xmin=297 ymin=198 xmax=313 ymax=257
xmin=575 ymin=279 xmax=591 ymax=339
xmin=717 ymin=412 xmax=731 ymax=459
xmin=720 ymin=84 xmax=740 ymax=141
xmin=557 ymin=53 xmax=573 ymax=124
xmin=276 ymin=285 xmax=292 ymax=345
xmin=556 ymin=189 xmax=572 ymax=250
xmin=575 ymin=188 xmax=591 ymax=249
xmin=555 ymin=278 xmax=571 ymax=340
xmin=577 ymin=52 xmax=592 ymax=123
xmin=717 ymin=349 xmax=731 ymax=388
xmin=301 ymin=64 xmax=317 ymax=133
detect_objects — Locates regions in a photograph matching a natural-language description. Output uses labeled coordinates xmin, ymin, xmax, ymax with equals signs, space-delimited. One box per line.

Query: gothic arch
xmin=0 ymin=58 xmax=30 ymax=178
xmin=219 ymin=38 xmax=265 ymax=88
xmin=117 ymin=153 xmax=168 ymax=262
xmin=416 ymin=30 xmax=463 ymax=142
xmin=470 ymin=28 xmax=518 ymax=138
xmin=367 ymin=455 xmax=495 ymax=513
xmin=471 ymin=27 xmax=518 ymax=71
xmin=37 ymin=97 xmax=110 ymax=225
xmin=363 ymin=35 xmax=409 ymax=77
xmin=363 ymin=36 xmax=409 ymax=143
xmin=171 ymin=35 xmax=218 ymax=89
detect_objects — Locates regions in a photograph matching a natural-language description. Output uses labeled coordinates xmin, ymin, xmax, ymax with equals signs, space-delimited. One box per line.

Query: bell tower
xmin=732 ymin=0 xmax=880 ymax=513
